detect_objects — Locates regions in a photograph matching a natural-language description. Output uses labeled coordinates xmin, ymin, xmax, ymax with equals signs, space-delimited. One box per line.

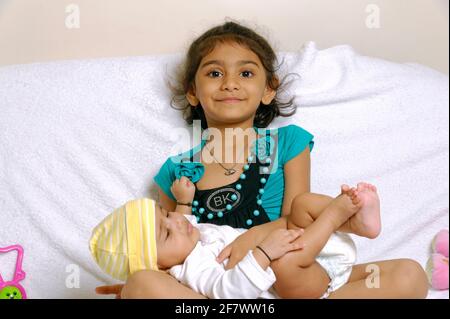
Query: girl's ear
xmin=186 ymin=86 xmax=200 ymax=106
xmin=261 ymin=86 xmax=276 ymax=105
xmin=261 ymin=77 xmax=278 ymax=105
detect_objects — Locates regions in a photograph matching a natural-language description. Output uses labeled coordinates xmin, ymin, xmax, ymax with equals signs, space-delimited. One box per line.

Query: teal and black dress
xmin=154 ymin=124 xmax=314 ymax=229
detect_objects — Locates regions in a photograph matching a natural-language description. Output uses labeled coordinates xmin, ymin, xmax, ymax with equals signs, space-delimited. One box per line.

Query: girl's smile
xmin=216 ymin=96 xmax=245 ymax=104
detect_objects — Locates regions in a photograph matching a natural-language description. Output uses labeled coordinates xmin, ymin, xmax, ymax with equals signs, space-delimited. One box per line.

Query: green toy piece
xmin=0 ymin=286 xmax=23 ymax=299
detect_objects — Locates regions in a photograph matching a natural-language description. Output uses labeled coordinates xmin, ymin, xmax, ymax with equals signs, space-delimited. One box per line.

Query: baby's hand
xmin=258 ymin=229 xmax=304 ymax=261
xmin=171 ymin=176 xmax=195 ymax=203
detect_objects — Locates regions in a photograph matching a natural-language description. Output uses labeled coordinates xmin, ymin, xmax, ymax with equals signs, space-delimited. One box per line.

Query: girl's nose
xmin=221 ymin=74 xmax=240 ymax=91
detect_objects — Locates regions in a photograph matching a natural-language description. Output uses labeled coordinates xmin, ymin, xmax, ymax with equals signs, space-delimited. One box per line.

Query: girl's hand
xmin=217 ymin=230 xmax=259 ymax=270
xmin=171 ymin=176 xmax=195 ymax=203
xmin=95 ymin=284 xmax=124 ymax=299
xmin=258 ymin=229 xmax=305 ymax=261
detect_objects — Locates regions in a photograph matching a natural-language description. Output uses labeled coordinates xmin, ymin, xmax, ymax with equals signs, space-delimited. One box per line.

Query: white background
xmin=0 ymin=0 xmax=448 ymax=74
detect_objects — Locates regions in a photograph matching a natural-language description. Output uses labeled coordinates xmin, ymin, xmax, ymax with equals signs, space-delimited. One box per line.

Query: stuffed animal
xmin=426 ymin=229 xmax=449 ymax=290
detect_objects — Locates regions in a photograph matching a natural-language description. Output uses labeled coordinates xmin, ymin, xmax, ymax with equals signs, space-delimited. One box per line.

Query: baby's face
xmin=154 ymin=205 xmax=200 ymax=269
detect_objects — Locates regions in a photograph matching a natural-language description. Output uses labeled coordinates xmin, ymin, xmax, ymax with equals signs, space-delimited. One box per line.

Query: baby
xmin=90 ymin=180 xmax=370 ymax=299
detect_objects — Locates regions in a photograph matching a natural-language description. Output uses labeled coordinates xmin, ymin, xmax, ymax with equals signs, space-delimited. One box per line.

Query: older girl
xmin=97 ymin=21 xmax=427 ymax=299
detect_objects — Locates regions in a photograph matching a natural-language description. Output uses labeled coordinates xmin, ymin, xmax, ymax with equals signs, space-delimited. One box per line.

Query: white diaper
xmin=315 ymin=232 xmax=357 ymax=298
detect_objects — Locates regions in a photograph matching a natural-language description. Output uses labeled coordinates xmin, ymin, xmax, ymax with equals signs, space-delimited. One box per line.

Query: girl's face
xmin=187 ymin=41 xmax=276 ymax=127
xmin=155 ymin=206 xmax=200 ymax=269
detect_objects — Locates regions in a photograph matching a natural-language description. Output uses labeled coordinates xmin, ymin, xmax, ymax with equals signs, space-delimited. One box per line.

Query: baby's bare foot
xmin=326 ymin=185 xmax=361 ymax=229
xmin=347 ymin=182 xmax=381 ymax=239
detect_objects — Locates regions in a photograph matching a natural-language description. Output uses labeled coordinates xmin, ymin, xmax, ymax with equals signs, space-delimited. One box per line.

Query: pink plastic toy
xmin=426 ymin=230 xmax=449 ymax=290
xmin=0 ymin=245 xmax=27 ymax=299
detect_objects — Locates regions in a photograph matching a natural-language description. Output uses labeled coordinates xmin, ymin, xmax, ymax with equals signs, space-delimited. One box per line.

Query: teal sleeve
xmin=283 ymin=124 xmax=314 ymax=164
xmin=153 ymin=157 xmax=177 ymax=201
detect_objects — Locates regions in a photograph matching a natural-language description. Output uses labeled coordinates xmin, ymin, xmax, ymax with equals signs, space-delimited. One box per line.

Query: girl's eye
xmin=207 ymin=70 xmax=222 ymax=78
xmin=240 ymin=70 xmax=254 ymax=78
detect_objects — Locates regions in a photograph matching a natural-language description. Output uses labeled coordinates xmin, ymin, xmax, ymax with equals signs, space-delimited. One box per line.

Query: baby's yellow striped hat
xmin=89 ymin=198 xmax=159 ymax=281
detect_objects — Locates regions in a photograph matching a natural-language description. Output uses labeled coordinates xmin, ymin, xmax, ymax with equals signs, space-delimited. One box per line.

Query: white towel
xmin=0 ymin=42 xmax=448 ymax=298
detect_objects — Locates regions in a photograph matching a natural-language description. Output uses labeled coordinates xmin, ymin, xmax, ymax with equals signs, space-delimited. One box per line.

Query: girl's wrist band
xmin=256 ymin=246 xmax=272 ymax=262
xmin=176 ymin=201 xmax=192 ymax=207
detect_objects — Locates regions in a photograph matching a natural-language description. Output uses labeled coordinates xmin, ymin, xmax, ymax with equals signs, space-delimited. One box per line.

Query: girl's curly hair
xmin=169 ymin=21 xmax=298 ymax=129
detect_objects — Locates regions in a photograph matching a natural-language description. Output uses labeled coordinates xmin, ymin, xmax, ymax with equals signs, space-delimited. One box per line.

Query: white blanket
xmin=0 ymin=42 xmax=448 ymax=298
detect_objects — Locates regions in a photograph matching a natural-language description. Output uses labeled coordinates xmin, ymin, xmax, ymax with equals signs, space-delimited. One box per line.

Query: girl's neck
xmin=203 ymin=120 xmax=258 ymax=164
xmin=206 ymin=119 xmax=254 ymax=135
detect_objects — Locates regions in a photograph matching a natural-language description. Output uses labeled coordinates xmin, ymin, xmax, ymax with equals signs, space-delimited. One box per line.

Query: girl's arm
xmin=281 ymin=147 xmax=311 ymax=216
xmin=158 ymin=187 xmax=177 ymax=211
xmin=250 ymin=216 xmax=289 ymax=244
xmin=216 ymin=217 xmax=305 ymax=269
xmin=180 ymin=229 xmax=303 ymax=299
xmin=216 ymin=148 xmax=311 ymax=268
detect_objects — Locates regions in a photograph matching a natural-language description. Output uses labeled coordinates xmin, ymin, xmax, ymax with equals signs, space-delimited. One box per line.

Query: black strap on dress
xmin=189 ymin=129 xmax=276 ymax=229
xmin=193 ymin=159 xmax=271 ymax=229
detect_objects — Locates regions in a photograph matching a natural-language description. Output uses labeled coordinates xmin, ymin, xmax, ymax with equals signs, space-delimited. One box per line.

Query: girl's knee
xmin=121 ymin=270 xmax=161 ymax=299
xmin=291 ymin=193 xmax=312 ymax=210
xmin=272 ymin=258 xmax=329 ymax=298
xmin=392 ymin=259 xmax=428 ymax=298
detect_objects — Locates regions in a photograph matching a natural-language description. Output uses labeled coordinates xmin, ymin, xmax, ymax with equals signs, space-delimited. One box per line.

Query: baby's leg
xmin=289 ymin=183 xmax=381 ymax=239
xmin=265 ymin=192 xmax=334 ymax=298
xmin=328 ymin=259 xmax=428 ymax=299
xmin=282 ymin=188 xmax=360 ymax=269
xmin=287 ymin=186 xmax=360 ymax=234
xmin=287 ymin=192 xmax=334 ymax=230
xmin=271 ymin=189 xmax=360 ymax=298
